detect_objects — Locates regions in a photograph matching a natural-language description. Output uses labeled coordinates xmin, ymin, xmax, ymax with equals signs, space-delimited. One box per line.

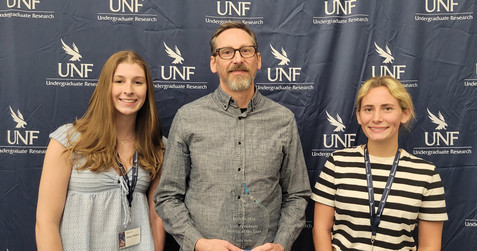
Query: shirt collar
xmin=213 ymin=86 xmax=262 ymax=112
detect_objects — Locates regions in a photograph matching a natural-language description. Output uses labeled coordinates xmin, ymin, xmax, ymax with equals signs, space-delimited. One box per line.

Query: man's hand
xmin=195 ymin=238 xmax=243 ymax=251
xmin=251 ymin=243 xmax=285 ymax=251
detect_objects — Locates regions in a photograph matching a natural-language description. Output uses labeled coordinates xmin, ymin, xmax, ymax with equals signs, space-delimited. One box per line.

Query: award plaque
xmin=219 ymin=188 xmax=269 ymax=249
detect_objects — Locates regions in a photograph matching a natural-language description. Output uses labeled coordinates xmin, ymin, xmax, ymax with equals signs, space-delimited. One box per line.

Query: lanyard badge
xmin=364 ymin=145 xmax=401 ymax=244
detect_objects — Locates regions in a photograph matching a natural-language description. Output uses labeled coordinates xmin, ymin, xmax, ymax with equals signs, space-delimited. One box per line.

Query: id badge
xmin=118 ymin=227 xmax=141 ymax=249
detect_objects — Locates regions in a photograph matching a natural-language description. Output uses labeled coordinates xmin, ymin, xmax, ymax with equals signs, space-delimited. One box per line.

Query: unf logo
xmin=58 ymin=39 xmax=93 ymax=78
xmin=161 ymin=42 xmax=195 ymax=81
xmin=425 ymin=108 xmax=458 ymax=146
xmin=371 ymin=42 xmax=406 ymax=79
xmin=110 ymin=0 xmax=144 ymax=13
xmin=324 ymin=0 xmax=356 ymax=15
xmin=164 ymin=42 xmax=184 ymax=64
xmin=326 ymin=111 xmax=345 ymax=132
xmin=61 ymin=39 xmax=82 ymax=62
xmin=270 ymin=45 xmax=289 ymax=66
xmin=7 ymin=0 xmax=39 ymax=10
xmin=7 ymin=106 xmax=39 ymax=145
xmin=374 ymin=42 xmax=394 ymax=64
xmin=427 ymin=108 xmax=447 ymax=130
xmin=217 ymin=1 xmax=251 ymax=16
xmin=9 ymin=106 xmax=27 ymax=128
xmin=322 ymin=111 xmax=355 ymax=148
xmin=425 ymin=0 xmax=458 ymax=13
xmin=267 ymin=45 xmax=301 ymax=82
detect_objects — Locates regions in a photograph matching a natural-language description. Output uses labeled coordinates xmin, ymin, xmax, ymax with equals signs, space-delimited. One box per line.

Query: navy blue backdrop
xmin=1 ymin=0 xmax=476 ymax=250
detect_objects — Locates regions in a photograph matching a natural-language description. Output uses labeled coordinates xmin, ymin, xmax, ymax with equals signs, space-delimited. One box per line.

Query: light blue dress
xmin=51 ymin=124 xmax=155 ymax=250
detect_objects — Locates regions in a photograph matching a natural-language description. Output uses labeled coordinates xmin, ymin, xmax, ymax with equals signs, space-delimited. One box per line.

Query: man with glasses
xmin=155 ymin=21 xmax=311 ymax=251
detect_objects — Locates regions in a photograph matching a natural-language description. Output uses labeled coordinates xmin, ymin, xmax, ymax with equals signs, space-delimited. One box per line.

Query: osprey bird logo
xmin=427 ymin=108 xmax=447 ymax=130
xmin=9 ymin=106 xmax=27 ymax=129
xmin=326 ymin=111 xmax=346 ymax=132
xmin=61 ymin=39 xmax=82 ymax=62
xmin=270 ymin=44 xmax=290 ymax=66
xmin=164 ymin=42 xmax=184 ymax=64
xmin=374 ymin=42 xmax=394 ymax=64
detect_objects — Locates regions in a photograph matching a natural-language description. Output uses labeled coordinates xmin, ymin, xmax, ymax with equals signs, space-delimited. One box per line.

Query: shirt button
xmin=238 ymin=142 xmax=241 ymax=145
xmin=238 ymin=168 xmax=241 ymax=171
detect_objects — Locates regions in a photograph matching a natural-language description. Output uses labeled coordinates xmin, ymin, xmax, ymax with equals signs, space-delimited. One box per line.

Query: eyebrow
xmin=361 ymin=103 xmax=396 ymax=108
xmin=217 ymin=44 xmax=254 ymax=49
xmin=113 ymin=75 xmax=145 ymax=79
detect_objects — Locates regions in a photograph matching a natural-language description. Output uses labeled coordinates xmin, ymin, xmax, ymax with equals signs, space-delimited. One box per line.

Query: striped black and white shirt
xmin=311 ymin=145 xmax=447 ymax=250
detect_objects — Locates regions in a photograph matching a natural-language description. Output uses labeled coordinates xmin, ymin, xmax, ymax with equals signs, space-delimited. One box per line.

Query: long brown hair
xmin=66 ymin=51 xmax=164 ymax=178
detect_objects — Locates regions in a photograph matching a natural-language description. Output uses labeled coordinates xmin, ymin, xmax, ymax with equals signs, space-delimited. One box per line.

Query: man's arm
xmin=154 ymin=111 xmax=203 ymax=251
xmin=272 ymin=117 xmax=312 ymax=251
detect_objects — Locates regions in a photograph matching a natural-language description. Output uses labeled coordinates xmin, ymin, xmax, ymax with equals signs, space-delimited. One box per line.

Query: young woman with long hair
xmin=36 ymin=51 xmax=165 ymax=250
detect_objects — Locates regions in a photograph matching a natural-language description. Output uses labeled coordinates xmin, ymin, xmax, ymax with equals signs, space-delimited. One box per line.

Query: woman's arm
xmin=35 ymin=139 xmax=72 ymax=251
xmin=148 ymin=173 xmax=165 ymax=251
xmin=417 ymin=220 xmax=444 ymax=251
xmin=312 ymin=202 xmax=335 ymax=251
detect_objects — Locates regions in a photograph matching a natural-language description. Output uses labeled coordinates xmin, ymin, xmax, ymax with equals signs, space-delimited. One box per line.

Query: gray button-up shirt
xmin=155 ymin=87 xmax=311 ymax=251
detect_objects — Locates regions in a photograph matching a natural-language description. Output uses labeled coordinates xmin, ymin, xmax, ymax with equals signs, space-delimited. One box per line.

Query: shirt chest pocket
xmin=250 ymin=139 xmax=284 ymax=176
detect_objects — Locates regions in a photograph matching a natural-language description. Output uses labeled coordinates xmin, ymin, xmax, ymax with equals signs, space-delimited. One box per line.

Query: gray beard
xmin=225 ymin=75 xmax=253 ymax=91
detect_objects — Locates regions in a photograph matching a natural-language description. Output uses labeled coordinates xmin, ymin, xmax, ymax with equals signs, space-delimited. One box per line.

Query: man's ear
xmin=256 ymin=52 xmax=262 ymax=70
xmin=210 ymin=56 xmax=217 ymax=73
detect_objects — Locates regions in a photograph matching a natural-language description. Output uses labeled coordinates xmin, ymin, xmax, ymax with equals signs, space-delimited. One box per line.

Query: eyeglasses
xmin=214 ymin=46 xmax=258 ymax=60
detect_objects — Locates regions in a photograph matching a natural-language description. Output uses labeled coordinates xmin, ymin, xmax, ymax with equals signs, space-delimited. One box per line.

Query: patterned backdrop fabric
xmin=0 ymin=0 xmax=476 ymax=250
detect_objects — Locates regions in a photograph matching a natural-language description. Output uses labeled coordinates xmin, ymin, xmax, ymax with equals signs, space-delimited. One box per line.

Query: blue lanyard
xmin=117 ymin=151 xmax=138 ymax=207
xmin=364 ymin=145 xmax=401 ymax=243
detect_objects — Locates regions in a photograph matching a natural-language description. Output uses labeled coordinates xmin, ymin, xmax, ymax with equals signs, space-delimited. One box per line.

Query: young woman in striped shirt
xmin=312 ymin=76 xmax=447 ymax=250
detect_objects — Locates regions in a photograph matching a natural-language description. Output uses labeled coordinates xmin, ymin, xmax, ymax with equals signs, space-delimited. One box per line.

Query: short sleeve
xmin=310 ymin=156 xmax=337 ymax=207
xmin=49 ymin=123 xmax=77 ymax=147
xmin=418 ymin=169 xmax=448 ymax=221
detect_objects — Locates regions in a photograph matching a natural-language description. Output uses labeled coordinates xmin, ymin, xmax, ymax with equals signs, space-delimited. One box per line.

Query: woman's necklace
xmin=117 ymin=133 xmax=135 ymax=144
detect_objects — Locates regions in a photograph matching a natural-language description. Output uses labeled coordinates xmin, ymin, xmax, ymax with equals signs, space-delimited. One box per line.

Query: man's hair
xmin=210 ymin=21 xmax=258 ymax=55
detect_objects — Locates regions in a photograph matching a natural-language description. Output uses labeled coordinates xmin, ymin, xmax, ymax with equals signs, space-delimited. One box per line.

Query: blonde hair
xmin=66 ymin=51 xmax=164 ymax=178
xmin=356 ymin=76 xmax=416 ymax=130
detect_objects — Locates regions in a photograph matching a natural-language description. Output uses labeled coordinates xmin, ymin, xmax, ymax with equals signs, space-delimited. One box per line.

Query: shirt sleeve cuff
xmin=182 ymin=226 xmax=203 ymax=251
xmin=273 ymin=230 xmax=295 ymax=251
